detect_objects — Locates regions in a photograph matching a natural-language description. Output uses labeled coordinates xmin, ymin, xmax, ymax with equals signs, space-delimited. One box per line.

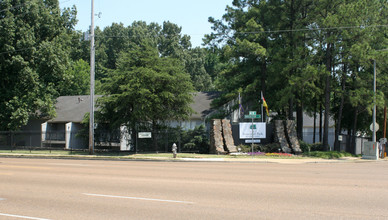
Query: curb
xmin=1 ymin=153 xmax=384 ymax=164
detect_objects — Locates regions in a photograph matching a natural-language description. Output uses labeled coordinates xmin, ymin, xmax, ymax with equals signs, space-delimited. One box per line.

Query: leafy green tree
xmin=95 ymin=21 xmax=213 ymax=92
xmin=58 ymin=59 xmax=90 ymax=96
xmin=158 ymin=21 xmax=190 ymax=58
xmin=0 ymin=0 xmax=77 ymax=130
xmin=308 ymin=0 xmax=387 ymax=151
xmin=206 ymin=0 xmax=268 ymax=116
xmin=98 ymin=23 xmax=130 ymax=70
xmin=98 ymin=40 xmax=194 ymax=150
xmin=184 ymin=48 xmax=214 ymax=91
xmin=206 ymin=0 xmax=387 ymax=152
xmin=206 ymin=0 xmax=317 ymax=124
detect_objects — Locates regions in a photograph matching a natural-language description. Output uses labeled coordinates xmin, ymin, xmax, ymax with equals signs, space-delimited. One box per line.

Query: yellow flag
xmin=262 ymin=94 xmax=269 ymax=116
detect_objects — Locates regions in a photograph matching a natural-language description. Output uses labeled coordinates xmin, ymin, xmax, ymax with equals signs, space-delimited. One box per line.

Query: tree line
xmin=0 ymin=0 xmax=214 ymax=130
xmin=206 ymin=0 xmax=387 ymax=152
xmin=0 ymin=0 xmax=387 ymax=152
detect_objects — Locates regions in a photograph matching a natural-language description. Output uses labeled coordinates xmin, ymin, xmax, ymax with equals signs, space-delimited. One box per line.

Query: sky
xmin=60 ymin=0 xmax=232 ymax=47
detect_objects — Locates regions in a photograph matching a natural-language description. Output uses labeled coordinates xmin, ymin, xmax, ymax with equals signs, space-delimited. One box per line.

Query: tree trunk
xmin=296 ymin=100 xmax=303 ymax=140
xmin=346 ymin=129 xmax=351 ymax=153
xmin=323 ymin=42 xmax=332 ymax=151
xmin=334 ymin=65 xmax=347 ymax=151
xmin=132 ymin=124 xmax=137 ymax=153
xmin=152 ymin=121 xmax=158 ymax=152
xmin=261 ymin=58 xmax=267 ymax=121
xmin=319 ymin=104 xmax=323 ymax=142
xmin=350 ymin=109 xmax=358 ymax=154
xmin=313 ymin=102 xmax=317 ymax=143
xmin=288 ymin=99 xmax=294 ymax=120
xmin=323 ymin=76 xmax=330 ymax=151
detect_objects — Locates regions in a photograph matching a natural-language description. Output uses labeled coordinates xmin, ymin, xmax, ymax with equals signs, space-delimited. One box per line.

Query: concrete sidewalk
xmin=178 ymin=156 xmax=383 ymax=164
xmin=1 ymin=152 xmax=386 ymax=164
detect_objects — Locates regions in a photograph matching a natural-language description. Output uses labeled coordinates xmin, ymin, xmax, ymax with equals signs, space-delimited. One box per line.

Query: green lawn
xmin=0 ymin=150 xmax=360 ymax=160
xmin=302 ymin=151 xmax=360 ymax=159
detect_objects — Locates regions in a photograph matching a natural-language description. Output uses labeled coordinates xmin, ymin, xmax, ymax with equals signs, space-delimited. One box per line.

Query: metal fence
xmin=0 ymin=131 xmax=42 ymax=150
xmin=134 ymin=130 xmax=208 ymax=153
xmin=0 ymin=130 xmax=209 ymax=154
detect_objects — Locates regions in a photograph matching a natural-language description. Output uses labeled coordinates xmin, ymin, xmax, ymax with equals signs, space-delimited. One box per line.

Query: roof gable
xmin=50 ymin=95 xmax=101 ymax=123
xmin=51 ymin=92 xmax=219 ymax=123
xmin=190 ymin=92 xmax=219 ymax=119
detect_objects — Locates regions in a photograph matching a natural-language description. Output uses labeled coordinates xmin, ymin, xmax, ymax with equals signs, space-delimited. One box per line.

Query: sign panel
xmin=244 ymin=114 xmax=261 ymax=119
xmin=239 ymin=122 xmax=266 ymax=139
xmin=138 ymin=132 xmax=152 ymax=139
xmin=245 ymin=139 xmax=261 ymax=143
xmin=249 ymin=111 xmax=257 ymax=116
xmin=370 ymin=123 xmax=379 ymax=132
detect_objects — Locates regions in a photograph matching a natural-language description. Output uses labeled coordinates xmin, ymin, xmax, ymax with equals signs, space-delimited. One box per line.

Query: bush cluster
xmin=303 ymin=151 xmax=355 ymax=159
xmin=237 ymin=144 xmax=260 ymax=153
xmin=180 ymin=125 xmax=210 ymax=154
xmin=237 ymin=143 xmax=281 ymax=153
xmin=300 ymin=141 xmax=325 ymax=153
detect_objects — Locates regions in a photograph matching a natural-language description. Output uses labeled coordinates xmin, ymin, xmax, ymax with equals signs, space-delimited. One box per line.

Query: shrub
xmin=237 ymin=144 xmax=260 ymax=153
xmin=183 ymin=143 xmax=196 ymax=150
xmin=260 ymin=143 xmax=281 ymax=153
xmin=303 ymin=151 xmax=355 ymax=159
xmin=299 ymin=141 xmax=325 ymax=153
xmin=239 ymin=143 xmax=281 ymax=153
xmin=311 ymin=142 xmax=324 ymax=151
xmin=180 ymin=125 xmax=210 ymax=153
xmin=247 ymin=152 xmax=266 ymax=156
xmin=299 ymin=140 xmax=310 ymax=153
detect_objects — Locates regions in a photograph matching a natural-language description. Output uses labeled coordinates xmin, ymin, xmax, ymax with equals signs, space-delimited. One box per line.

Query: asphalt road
xmin=0 ymin=158 xmax=387 ymax=220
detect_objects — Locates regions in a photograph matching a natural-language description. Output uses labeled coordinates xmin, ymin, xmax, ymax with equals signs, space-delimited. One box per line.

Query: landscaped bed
xmin=0 ymin=150 xmax=360 ymax=160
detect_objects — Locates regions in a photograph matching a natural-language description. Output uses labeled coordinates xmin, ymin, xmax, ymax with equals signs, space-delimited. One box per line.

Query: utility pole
xmin=372 ymin=59 xmax=376 ymax=143
xmin=89 ymin=0 xmax=95 ymax=155
xmin=384 ymin=105 xmax=387 ymax=158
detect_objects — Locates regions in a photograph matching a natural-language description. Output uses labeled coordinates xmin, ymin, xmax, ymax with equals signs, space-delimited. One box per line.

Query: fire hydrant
xmin=172 ymin=143 xmax=177 ymax=158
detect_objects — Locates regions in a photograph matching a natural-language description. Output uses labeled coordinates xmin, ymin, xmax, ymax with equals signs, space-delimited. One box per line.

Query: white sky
xmin=60 ymin=0 xmax=232 ymax=47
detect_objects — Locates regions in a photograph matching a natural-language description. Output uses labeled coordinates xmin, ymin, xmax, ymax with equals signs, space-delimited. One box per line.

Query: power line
xmin=1 ymin=23 xmax=386 ymax=55
xmin=86 ymin=24 xmax=388 ymax=40
xmin=233 ymin=24 xmax=388 ymax=34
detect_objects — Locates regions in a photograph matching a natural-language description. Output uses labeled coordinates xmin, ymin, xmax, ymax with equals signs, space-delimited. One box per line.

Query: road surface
xmin=0 ymin=158 xmax=387 ymax=219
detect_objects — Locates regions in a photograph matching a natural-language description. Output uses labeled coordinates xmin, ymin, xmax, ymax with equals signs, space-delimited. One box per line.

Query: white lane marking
xmin=0 ymin=213 xmax=51 ymax=220
xmin=83 ymin=193 xmax=195 ymax=204
xmin=0 ymin=198 xmax=5 ymax=201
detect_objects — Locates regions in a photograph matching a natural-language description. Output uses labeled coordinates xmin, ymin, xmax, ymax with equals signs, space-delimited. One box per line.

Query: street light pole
xmin=89 ymin=0 xmax=95 ymax=155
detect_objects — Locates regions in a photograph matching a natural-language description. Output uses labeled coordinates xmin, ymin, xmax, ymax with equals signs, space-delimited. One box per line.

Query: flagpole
xmin=261 ymin=91 xmax=264 ymax=122
xmin=238 ymin=93 xmax=241 ymax=122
